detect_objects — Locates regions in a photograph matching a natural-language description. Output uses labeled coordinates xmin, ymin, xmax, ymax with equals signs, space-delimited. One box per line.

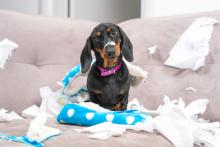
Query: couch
xmin=0 ymin=10 xmax=220 ymax=147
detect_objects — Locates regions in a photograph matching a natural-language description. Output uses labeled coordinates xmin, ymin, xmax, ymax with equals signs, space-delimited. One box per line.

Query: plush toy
xmin=57 ymin=103 xmax=150 ymax=126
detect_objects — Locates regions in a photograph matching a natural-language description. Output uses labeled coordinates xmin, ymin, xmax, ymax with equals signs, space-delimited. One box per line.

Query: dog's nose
xmin=105 ymin=45 xmax=116 ymax=58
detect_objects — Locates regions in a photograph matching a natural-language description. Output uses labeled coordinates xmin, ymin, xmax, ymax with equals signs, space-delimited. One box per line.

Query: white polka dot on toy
xmin=67 ymin=109 xmax=75 ymax=117
xmin=126 ymin=116 xmax=135 ymax=124
xmin=106 ymin=114 xmax=114 ymax=122
xmin=86 ymin=112 xmax=95 ymax=120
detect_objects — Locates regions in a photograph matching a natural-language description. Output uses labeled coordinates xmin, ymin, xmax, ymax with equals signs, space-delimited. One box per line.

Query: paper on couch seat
xmin=26 ymin=113 xmax=61 ymax=143
xmin=0 ymin=38 xmax=18 ymax=69
xmin=154 ymin=96 xmax=220 ymax=147
xmin=22 ymin=105 xmax=40 ymax=118
xmin=22 ymin=87 xmax=62 ymax=118
xmin=154 ymin=97 xmax=194 ymax=147
xmin=39 ymin=86 xmax=63 ymax=117
xmin=75 ymin=122 xmax=126 ymax=140
xmin=165 ymin=17 xmax=219 ymax=71
xmin=0 ymin=108 xmax=23 ymax=122
xmin=75 ymin=120 xmax=154 ymax=140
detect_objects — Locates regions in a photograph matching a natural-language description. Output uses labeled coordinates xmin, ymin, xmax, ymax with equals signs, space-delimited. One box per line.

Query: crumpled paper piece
xmin=22 ymin=87 xmax=63 ymax=118
xmin=154 ymin=96 xmax=220 ymax=147
xmin=26 ymin=113 xmax=61 ymax=143
xmin=75 ymin=119 xmax=154 ymax=140
xmin=75 ymin=122 xmax=127 ymax=140
xmin=0 ymin=108 xmax=23 ymax=122
xmin=147 ymin=45 xmax=158 ymax=56
xmin=39 ymin=87 xmax=63 ymax=117
xmin=22 ymin=105 xmax=40 ymax=118
xmin=127 ymin=99 xmax=159 ymax=116
xmin=185 ymin=87 xmax=197 ymax=92
xmin=124 ymin=59 xmax=148 ymax=87
xmin=0 ymin=38 xmax=18 ymax=69
xmin=78 ymin=102 xmax=110 ymax=112
xmin=165 ymin=17 xmax=219 ymax=71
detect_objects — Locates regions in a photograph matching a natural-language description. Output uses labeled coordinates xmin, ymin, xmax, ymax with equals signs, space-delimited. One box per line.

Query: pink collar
xmin=97 ymin=62 xmax=122 ymax=77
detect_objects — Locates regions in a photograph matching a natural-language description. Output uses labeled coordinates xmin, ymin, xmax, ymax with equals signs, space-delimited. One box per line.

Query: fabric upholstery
xmin=0 ymin=10 xmax=97 ymax=112
xmin=118 ymin=11 xmax=220 ymax=121
xmin=0 ymin=10 xmax=220 ymax=147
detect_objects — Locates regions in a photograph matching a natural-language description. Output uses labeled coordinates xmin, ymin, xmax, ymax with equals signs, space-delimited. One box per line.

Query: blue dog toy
xmin=57 ymin=103 xmax=150 ymax=126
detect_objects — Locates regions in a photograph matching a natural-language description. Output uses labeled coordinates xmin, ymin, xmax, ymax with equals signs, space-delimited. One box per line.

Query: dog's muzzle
xmin=104 ymin=41 xmax=116 ymax=58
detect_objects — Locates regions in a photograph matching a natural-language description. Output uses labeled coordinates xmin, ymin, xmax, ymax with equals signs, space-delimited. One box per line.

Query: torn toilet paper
xmin=21 ymin=86 xmax=63 ymax=119
xmin=26 ymin=113 xmax=61 ymax=143
xmin=0 ymin=38 xmax=18 ymax=69
xmin=0 ymin=108 xmax=23 ymax=122
xmin=147 ymin=45 xmax=158 ymax=56
xmin=22 ymin=105 xmax=40 ymax=118
xmin=185 ymin=87 xmax=197 ymax=92
xmin=165 ymin=17 xmax=219 ymax=71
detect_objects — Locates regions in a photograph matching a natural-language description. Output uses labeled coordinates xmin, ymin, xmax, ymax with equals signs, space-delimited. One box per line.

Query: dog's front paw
xmin=111 ymin=102 xmax=127 ymax=111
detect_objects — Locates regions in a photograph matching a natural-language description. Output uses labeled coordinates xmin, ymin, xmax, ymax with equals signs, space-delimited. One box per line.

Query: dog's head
xmin=80 ymin=23 xmax=133 ymax=73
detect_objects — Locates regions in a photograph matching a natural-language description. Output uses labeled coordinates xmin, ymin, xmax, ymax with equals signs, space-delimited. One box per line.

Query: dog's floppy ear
xmin=80 ymin=37 xmax=93 ymax=73
xmin=117 ymin=26 xmax=133 ymax=62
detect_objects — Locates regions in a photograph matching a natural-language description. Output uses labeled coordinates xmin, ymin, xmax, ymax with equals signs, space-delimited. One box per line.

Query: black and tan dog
xmin=80 ymin=23 xmax=133 ymax=111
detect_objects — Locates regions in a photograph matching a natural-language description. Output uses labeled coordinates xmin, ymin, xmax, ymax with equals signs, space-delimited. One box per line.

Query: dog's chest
xmin=88 ymin=68 xmax=130 ymax=95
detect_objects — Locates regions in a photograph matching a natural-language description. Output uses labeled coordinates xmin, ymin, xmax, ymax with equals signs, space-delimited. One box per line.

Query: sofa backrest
xmin=0 ymin=10 xmax=97 ymax=113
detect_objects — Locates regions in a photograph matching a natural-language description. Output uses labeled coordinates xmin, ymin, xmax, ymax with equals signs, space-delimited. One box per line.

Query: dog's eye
xmin=111 ymin=30 xmax=117 ymax=36
xmin=94 ymin=32 xmax=101 ymax=41
xmin=94 ymin=36 xmax=99 ymax=41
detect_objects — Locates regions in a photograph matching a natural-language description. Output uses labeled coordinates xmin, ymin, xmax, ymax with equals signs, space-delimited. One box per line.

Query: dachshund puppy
xmin=80 ymin=23 xmax=133 ymax=111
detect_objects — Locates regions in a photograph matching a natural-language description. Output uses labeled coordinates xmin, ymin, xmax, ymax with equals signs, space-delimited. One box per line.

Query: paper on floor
xmin=0 ymin=108 xmax=23 ymax=122
xmin=165 ymin=17 xmax=219 ymax=71
xmin=0 ymin=38 xmax=18 ymax=69
xmin=26 ymin=113 xmax=61 ymax=143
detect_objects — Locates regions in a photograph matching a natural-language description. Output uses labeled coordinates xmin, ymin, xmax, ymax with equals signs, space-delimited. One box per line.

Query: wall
xmin=141 ymin=0 xmax=220 ymax=17
xmin=0 ymin=0 xmax=141 ymax=23
xmin=0 ymin=0 xmax=40 ymax=15
xmin=71 ymin=0 xmax=141 ymax=23
xmin=40 ymin=0 xmax=68 ymax=17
